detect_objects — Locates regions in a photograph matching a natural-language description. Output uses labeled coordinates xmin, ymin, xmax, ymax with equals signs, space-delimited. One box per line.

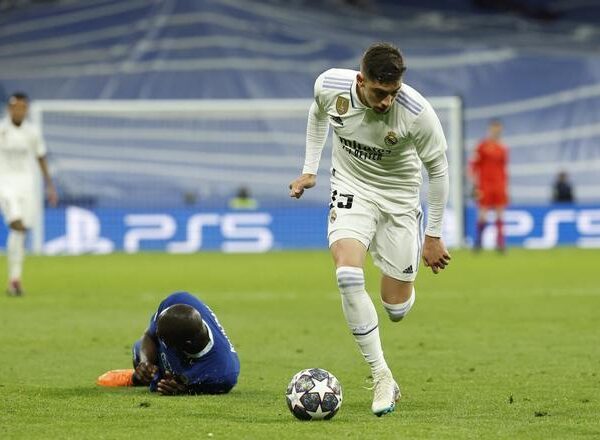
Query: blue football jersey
xmin=147 ymin=292 xmax=239 ymax=394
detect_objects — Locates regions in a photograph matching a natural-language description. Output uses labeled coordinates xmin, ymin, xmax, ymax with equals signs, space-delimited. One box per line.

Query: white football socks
xmin=7 ymin=230 xmax=26 ymax=281
xmin=336 ymin=266 xmax=388 ymax=375
xmin=382 ymin=288 xmax=416 ymax=322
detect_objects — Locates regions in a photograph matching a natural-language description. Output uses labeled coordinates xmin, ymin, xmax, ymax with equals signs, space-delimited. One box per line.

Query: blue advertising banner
xmin=1 ymin=205 xmax=599 ymax=253
xmin=41 ymin=206 xmax=329 ymax=254
xmin=464 ymin=205 xmax=600 ymax=249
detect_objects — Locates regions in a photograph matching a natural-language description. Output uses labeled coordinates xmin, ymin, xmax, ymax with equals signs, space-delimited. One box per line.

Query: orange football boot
xmin=96 ymin=369 xmax=135 ymax=387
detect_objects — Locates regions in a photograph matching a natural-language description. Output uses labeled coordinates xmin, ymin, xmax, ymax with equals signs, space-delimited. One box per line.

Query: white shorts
xmin=327 ymin=187 xmax=424 ymax=282
xmin=0 ymin=186 xmax=35 ymax=227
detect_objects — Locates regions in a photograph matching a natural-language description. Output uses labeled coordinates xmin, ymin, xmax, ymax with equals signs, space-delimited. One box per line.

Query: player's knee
xmin=336 ymin=266 xmax=365 ymax=295
xmin=382 ymin=288 xmax=415 ymax=322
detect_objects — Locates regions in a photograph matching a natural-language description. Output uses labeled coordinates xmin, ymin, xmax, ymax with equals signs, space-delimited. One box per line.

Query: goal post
xmin=29 ymin=98 xmax=464 ymax=253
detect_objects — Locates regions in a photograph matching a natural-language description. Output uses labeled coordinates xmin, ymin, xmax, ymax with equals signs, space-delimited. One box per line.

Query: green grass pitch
xmin=0 ymin=249 xmax=599 ymax=439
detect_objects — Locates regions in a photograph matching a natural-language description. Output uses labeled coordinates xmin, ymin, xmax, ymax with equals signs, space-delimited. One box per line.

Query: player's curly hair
xmin=361 ymin=42 xmax=406 ymax=83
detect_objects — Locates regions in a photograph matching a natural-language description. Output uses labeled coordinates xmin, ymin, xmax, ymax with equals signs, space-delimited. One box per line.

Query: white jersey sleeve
xmin=410 ymin=100 xmax=448 ymax=163
xmin=0 ymin=118 xmax=47 ymax=180
xmin=409 ymin=101 xmax=449 ymax=237
xmin=302 ymin=72 xmax=330 ymax=175
xmin=423 ymin=154 xmax=449 ymax=237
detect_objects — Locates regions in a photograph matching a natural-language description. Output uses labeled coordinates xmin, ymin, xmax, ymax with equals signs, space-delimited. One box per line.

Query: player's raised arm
xmin=289 ymin=76 xmax=330 ymax=199
xmin=412 ymin=103 xmax=451 ymax=274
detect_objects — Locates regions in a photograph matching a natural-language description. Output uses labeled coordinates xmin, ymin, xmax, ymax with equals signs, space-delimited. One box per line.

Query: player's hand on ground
xmin=157 ymin=373 xmax=187 ymax=395
xmin=422 ymin=235 xmax=451 ymax=274
xmin=133 ymin=361 xmax=158 ymax=385
xmin=289 ymin=174 xmax=316 ymax=199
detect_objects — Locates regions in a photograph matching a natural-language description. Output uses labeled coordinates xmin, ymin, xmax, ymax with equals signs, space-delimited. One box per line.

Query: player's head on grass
xmin=7 ymin=91 xmax=29 ymax=126
xmin=156 ymin=304 xmax=210 ymax=355
xmin=357 ymin=43 xmax=406 ymax=114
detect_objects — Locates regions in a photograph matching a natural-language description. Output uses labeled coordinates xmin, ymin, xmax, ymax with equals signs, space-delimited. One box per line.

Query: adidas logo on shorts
xmin=402 ymin=265 xmax=413 ymax=274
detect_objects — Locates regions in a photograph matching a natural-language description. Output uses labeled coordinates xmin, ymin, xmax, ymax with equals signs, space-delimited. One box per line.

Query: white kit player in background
xmin=289 ymin=43 xmax=452 ymax=416
xmin=0 ymin=92 xmax=57 ymax=296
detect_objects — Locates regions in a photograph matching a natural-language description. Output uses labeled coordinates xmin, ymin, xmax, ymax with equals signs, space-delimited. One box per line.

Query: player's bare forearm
xmin=37 ymin=156 xmax=58 ymax=206
xmin=139 ymin=331 xmax=159 ymax=367
xmin=37 ymin=156 xmax=53 ymax=185
xmin=288 ymin=174 xmax=316 ymax=199
xmin=422 ymin=235 xmax=451 ymax=274
xmin=134 ymin=332 xmax=159 ymax=384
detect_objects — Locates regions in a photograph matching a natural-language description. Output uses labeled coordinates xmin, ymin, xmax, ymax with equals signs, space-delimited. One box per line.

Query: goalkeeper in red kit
xmin=470 ymin=120 xmax=508 ymax=252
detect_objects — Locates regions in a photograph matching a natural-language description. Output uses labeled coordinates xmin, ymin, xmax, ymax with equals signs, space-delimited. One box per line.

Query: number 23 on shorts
xmin=330 ymin=190 xmax=354 ymax=209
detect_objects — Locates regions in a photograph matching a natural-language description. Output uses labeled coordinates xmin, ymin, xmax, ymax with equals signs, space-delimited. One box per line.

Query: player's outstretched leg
xmin=336 ymin=266 xmax=398 ymax=416
xmin=6 ymin=228 xmax=26 ymax=296
xmin=372 ymin=299 xmax=414 ymax=414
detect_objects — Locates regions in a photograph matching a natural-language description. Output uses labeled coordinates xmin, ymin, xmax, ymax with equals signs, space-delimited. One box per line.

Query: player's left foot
xmin=371 ymin=369 xmax=401 ymax=417
xmin=96 ymin=369 xmax=135 ymax=387
xmin=6 ymin=280 xmax=24 ymax=297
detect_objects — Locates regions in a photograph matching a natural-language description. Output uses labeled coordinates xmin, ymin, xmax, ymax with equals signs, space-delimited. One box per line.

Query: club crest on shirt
xmin=329 ymin=208 xmax=337 ymax=223
xmin=384 ymin=131 xmax=399 ymax=146
xmin=336 ymin=96 xmax=349 ymax=115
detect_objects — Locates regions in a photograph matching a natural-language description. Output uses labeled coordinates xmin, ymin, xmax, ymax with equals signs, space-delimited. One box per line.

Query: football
xmin=285 ymin=368 xmax=343 ymax=420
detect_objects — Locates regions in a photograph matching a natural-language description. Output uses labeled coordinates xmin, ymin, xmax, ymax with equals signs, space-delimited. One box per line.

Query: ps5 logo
xmin=478 ymin=208 xmax=600 ymax=249
xmin=44 ymin=207 xmax=273 ymax=254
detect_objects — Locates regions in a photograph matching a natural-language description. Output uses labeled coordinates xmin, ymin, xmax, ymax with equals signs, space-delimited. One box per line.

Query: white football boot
xmin=371 ymin=369 xmax=401 ymax=416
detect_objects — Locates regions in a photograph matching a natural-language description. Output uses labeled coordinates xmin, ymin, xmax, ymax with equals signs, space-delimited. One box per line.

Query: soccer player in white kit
xmin=289 ymin=43 xmax=451 ymax=416
xmin=0 ymin=93 xmax=57 ymax=296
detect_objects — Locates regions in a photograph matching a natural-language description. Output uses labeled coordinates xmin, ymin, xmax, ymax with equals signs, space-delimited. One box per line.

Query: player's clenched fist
xmin=289 ymin=174 xmax=316 ymax=199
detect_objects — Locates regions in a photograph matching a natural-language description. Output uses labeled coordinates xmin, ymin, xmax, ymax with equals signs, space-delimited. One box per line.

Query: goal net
xmin=29 ymin=98 xmax=463 ymax=252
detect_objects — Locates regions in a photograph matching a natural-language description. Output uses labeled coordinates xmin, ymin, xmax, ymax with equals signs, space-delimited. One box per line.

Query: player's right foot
xmin=6 ymin=280 xmax=24 ymax=297
xmin=371 ymin=369 xmax=401 ymax=417
xmin=96 ymin=369 xmax=135 ymax=387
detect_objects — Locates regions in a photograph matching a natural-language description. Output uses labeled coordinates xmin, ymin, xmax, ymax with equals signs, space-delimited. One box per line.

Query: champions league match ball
xmin=285 ymin=368 xmax=343 ymax=420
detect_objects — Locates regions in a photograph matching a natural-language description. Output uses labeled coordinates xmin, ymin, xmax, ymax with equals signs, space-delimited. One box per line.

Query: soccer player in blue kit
xmin=97 ymin=292 xmax=239 ymax=395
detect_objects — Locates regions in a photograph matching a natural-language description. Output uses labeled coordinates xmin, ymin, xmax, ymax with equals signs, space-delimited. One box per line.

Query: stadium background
xmin=1 ymin=2 xmax=600 ymax=439
xmin=0 ymin=0 xmax=599 ymax=252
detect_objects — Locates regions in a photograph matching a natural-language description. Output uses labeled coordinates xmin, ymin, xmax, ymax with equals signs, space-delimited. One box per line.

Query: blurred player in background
xmin=552 ymin=171 xmax=575 ymax=203
xmin=0 ymin=92 xmax=57 ymax=296
xmin=469 ymin=119 xmax=509 ymax=252
xmin=97 ymin=291 xmax=240 ymax=395
xmin=289 ymin=42 xmax=451 ymax=416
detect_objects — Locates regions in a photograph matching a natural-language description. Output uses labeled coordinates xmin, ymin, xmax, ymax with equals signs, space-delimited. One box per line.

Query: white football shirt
xmin=304 ymin=68 xmax=448 ymax=211
xmin=0 ymin=117 xmax=46 ymax=188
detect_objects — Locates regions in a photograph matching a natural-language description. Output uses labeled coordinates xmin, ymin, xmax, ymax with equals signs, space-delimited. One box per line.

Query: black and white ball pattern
xmin=285 ymin=368 xmax=343 ymax=420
